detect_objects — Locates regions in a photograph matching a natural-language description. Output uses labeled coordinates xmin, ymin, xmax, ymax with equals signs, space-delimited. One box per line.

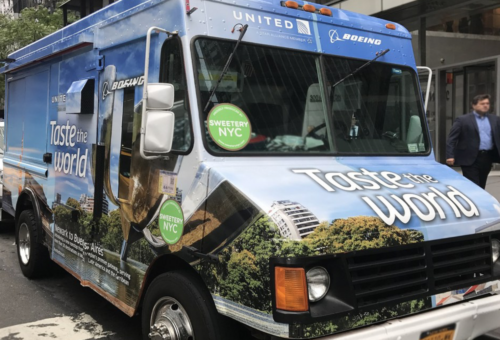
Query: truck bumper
xmin=319 ymin=294 xmax=500 ymax=340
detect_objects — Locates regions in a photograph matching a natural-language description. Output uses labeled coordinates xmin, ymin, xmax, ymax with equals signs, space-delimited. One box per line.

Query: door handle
xmin=43 ymin=153 xmax=52 ymax=164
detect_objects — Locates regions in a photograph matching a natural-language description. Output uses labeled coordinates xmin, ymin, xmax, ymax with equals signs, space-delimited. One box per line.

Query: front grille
xmin=347 ymin=235 xmax=493 ymax=309
xmin=431 ymin=236 xmax=492 ymax=291
xmin=349 ymin=245 xmax=427 ymax=307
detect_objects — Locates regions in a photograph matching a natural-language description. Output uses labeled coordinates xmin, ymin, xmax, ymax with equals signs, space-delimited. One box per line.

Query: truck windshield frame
xmin=192 ymin=37 xmax=430 ymax=156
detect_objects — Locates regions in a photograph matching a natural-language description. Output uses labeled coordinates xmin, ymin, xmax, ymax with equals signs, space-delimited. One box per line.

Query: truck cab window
xmin=160 ymin=37 xmax=192 ymax=152
xmin=193 ymin=38 xmax=428 ymax=155
xmin=194 ymin=38 xmax=333 ymax=154
xmin=324 ymin=57 xmax=429 ymax=154
xmin=118 ymin=87 xmax=134 ymax=200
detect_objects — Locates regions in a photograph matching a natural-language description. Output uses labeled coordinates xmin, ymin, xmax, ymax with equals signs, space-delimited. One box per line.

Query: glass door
xmin=464 ymin=64 xmax=495 ymax=113
xmin=436 ymin=62 xmax=496 ymax=163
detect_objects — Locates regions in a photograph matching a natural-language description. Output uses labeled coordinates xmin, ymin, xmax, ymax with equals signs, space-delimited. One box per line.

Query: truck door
xmin=79 ymin=60 xmax=146 ymax=309
xmin=4 ymin=70 xmax=50 ymax=219
xmin=50 ymin=55 xmax=99 ymax=283
xmin=79 ymin=36 xmax=194 ymax=311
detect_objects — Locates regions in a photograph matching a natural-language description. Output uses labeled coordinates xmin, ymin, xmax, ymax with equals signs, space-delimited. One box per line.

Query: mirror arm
xmin=140 ymin=26 xmax=178 ymax=160
xmin=417 ymin=66 xmax=432 ymax=113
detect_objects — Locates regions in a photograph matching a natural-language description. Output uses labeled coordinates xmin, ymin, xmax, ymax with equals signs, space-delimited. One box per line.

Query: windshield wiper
xmin=203 ymin=24 xmax=249 ymax=112
xmin=331 ymin=49 xmax=390 ymax=89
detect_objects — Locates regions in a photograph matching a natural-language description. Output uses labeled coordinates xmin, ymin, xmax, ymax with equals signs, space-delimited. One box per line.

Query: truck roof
xmin=2 ymin=0 xmax=158 ymax=73
xmin=2 ymin=0 xmax=411 ymax=73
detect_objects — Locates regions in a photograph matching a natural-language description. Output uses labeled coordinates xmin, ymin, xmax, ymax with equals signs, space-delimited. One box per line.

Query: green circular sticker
xmin=207 ymin=104 xmax=252 ymax=151
xmin=159 ymin=200 xmax=184 ymax=245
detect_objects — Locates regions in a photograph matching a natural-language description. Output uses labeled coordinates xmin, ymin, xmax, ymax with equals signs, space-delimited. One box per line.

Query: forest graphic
xmin=54 ymin=194 xmax=430 ymax=337
xmin=53 ymin=197 xmax=156 ymax=264
xmin=198 ymin=215 xmax=429 ymax=337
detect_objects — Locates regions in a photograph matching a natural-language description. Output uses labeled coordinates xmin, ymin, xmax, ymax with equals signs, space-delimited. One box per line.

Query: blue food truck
xmin=3 ymin=0 xmax=500 ymax=339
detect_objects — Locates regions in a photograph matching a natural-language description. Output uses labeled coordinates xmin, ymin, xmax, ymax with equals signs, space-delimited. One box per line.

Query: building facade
xmin=80 ymin=193 xmax=109 ymax=215
xmin=268 ymin=200 xmax=320 ymax=240
xmin=321 ymin=0 xmax=417 ymax=15
xmin=0 ymin=0 xmax=13 ymax=14
xmin=324 ymin=0 xmax=500 ymax=164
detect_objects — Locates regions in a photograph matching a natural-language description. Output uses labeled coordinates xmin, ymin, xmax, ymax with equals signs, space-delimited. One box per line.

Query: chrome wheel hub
xmin=149 ymin=297 xmax=194 ymax=340
xmin=18 ymin=223 xmax=30 ymax=265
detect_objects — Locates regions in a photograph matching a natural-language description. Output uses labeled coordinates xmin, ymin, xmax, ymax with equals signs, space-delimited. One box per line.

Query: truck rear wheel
xmin=16 ymin=209 xmax=49 ymax=279
xmin=142 ymin=271 xmax=226 ymax=340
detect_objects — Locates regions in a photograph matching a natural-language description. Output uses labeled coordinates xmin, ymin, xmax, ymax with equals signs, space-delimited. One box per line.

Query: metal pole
xmin=419 ymin=17 xmax=427 ymax=66
xmin=63 ymin=6 xmax=67 ymax=26
xmin=80 ymin=0 xmax=86 ymax=18
xmin=496 ymin=56 xmax=500 ymax=117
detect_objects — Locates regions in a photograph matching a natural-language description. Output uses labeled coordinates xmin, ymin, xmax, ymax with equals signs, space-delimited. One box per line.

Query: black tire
xmin=16 ymin=209 xmax=50 ymax=279
xmin=142 ymin=270 xmax=228 ymax=340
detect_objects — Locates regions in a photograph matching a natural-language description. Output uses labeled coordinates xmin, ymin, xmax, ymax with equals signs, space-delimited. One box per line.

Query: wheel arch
xmin=137 ymin=254 xmax=209 ymax=312
xmin=15 ymin=189 xmax=43 ymax=241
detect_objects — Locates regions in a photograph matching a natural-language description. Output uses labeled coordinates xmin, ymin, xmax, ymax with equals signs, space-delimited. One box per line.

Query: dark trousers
xmin=461 ymin=150 xmax=493 ymax=189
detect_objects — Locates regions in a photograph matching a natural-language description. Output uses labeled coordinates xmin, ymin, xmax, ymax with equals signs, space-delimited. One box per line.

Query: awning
xmin=66 ymin=78 xmax=95 ymax=114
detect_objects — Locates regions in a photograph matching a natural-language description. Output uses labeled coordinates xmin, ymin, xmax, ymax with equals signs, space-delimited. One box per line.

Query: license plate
xmin=420 ymin=324 xmax=456 ymax=340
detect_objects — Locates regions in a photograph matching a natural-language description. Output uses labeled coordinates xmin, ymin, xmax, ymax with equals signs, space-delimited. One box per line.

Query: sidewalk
xmin=486 ymin=172 xmax=500 ymax=202
xmin=487 ymin=170 xmax=500 ymax=177
xmin=450 ymin=168 xmax=500 ymax=201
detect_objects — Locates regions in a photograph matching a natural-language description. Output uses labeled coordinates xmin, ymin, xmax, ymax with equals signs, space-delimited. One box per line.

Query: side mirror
xmin=144 ymin=110 xmax=175 ymax=153
xmin=147 ymin=83 xmax=174 ymax=110
xmin=140 ymin=26 xmax=178 ymax=160
xmin=142 ymin=83 xmax=175 ymax=155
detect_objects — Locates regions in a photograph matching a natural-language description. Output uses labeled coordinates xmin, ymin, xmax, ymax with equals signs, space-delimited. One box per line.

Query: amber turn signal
xmin=386 ymin=23 xmax=396 ymax=30
xmin=303 ymin=4 xmax=316 ymax=12
xmin=275 ymin=267 xmax=309 ymax=312
xmin=285 ymin=1 xmax=299 ymax=9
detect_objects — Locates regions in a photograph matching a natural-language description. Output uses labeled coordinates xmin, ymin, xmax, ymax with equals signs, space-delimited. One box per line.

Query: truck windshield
xmin=194 ymin=38 xmax=429 ymax=155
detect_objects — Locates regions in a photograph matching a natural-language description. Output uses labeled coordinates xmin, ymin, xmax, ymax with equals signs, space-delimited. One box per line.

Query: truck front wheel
xmin=16 ymin=209 xmax=49 ymax=278
xmin=142 ymin=271 xmax=226 ymax=340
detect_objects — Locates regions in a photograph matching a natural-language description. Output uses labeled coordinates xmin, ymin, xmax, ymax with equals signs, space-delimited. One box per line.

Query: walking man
xmin=446 ymin=94 xmax=500 ymax=189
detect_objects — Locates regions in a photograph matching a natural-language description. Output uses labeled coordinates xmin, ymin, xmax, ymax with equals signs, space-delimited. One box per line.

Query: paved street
xmin=0 ymin=225 xmax=142 ymax=340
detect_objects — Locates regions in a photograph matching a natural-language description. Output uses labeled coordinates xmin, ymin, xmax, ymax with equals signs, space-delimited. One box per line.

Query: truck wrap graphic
xmin=3 ymin=0 xmax=500 ymax=339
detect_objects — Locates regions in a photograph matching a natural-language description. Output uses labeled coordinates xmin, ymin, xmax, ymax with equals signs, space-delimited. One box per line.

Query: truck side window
xmin=118 ymin=87 xmax=135 ymax=200
xmin=160 ymin=37 xmax=192 ymax=152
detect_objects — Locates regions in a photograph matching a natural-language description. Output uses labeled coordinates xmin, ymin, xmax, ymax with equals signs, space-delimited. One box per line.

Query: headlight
xmin=492 ymin=239 xmax=500 ymax=263
xmin=306 ymin=267 xmax=330 ymax=302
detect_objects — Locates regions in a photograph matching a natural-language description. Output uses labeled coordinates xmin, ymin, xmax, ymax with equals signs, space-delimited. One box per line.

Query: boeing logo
xmin=342 ymin=33 xmax=382 ymax=45
xmin=329 ymin=30 xmax=343 ymax=43
xmin=102 ymin=76 xmax=145 ymax=100
xmin=102 ymin=82 xmax=112 ymax=100
xmin=328 ymin=31 xmax=382 ymax=46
